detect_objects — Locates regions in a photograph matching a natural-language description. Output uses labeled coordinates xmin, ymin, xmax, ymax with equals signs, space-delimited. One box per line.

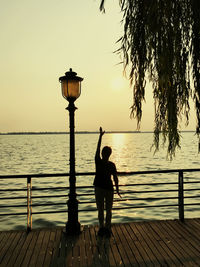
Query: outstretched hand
xmin=117 ymin=192 xmax=122 ymax=198
xmin=99 ymin=127 xmax=105 ymax=137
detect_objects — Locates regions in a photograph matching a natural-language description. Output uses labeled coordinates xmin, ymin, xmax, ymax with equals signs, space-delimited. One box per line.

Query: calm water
xmin=0 ymin=132 xmax=200 ymax=231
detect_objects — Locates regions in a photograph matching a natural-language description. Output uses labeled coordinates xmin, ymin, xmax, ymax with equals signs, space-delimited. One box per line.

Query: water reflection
xmin=109 ymin=133 xmax=129 ymax=171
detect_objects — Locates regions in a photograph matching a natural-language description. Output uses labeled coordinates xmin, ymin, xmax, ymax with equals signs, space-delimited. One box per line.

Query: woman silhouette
xmin=93 ymin=127 xmax=120 ymax=237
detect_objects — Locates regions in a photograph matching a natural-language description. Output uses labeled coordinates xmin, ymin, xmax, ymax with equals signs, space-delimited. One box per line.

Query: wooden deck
xmin=1 ymin=219 xmax=200 ymax=266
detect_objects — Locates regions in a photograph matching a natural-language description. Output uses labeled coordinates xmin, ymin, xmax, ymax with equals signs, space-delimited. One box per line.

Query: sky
xmin=0 ymin=0 xmax=196 ymax=133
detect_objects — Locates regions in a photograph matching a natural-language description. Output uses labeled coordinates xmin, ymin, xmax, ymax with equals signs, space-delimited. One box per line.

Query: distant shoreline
xmin=0 ymin=130 xmax=195 ymax=135
xmin=0 ymin=131 xmax=141 ymax=135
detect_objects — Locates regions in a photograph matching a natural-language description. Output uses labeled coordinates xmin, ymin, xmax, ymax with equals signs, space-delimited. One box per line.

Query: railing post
xmin=178 ymin=171 xmax=184 ymax=222
xmin=27 ymin=176 xmax=32 ymax=232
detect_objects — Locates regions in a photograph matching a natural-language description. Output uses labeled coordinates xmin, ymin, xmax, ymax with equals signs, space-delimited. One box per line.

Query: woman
xmin=93 ymin=127 xmax=120 ymax=237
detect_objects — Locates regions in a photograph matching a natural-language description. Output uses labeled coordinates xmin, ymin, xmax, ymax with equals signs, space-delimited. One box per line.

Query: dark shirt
xmin=93 ymin=155 xmax=117 ymax=191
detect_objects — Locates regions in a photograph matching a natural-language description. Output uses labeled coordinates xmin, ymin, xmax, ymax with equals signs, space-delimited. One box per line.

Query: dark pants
xmin=95 ymin=187 xmax=114 ymax=229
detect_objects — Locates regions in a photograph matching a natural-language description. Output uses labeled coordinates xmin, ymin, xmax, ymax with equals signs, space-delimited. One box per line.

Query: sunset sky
xmin=0 ymin=0 xmax=196 ymax=133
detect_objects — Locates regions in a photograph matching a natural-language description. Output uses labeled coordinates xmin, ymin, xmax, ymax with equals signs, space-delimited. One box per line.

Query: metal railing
xmin=0 ymin=168 xmax=200 ymax=231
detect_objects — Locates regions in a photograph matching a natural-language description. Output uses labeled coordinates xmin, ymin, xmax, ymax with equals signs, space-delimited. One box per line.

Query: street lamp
xmin=59 ymin=68 xmax=83 ymax=234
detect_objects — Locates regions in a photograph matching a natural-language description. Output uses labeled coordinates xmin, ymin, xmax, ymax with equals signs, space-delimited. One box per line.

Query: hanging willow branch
xmin=100 ymin=0 xmax=200 ymax=158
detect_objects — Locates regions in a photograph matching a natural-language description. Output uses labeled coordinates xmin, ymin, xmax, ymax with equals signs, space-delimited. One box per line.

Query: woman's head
xmin=102 ymin=146 xmax=112 ymax=160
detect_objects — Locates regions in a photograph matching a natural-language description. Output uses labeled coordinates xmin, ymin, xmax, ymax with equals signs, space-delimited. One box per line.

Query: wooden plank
xmin=117 ymin=223 xmax=139 ymax=266
xmin=6 ymin=232 xmax=27 ymax=267
xmin=84 ymin=225 xmax=94 ymax=267
xmin=100 ymin=227 xmax=116 ymax=267
xmin=147 ymin=221 xmax=184 ymax=266
xmin=50 ymin=228 xmax=62 ymax=266
xmin=1 ymin=231 xmax=24 ymax=266
xmin=165 ymin=220 xmax=200 ymax=263
xmin=43 ymin=229 xmax=56 ymax=267
xmin=28 ymin=229 xmax=45 ymax=267
xmin=133 ymin=222 xmax=160 ymax=266
xmin=57 ymin=230 xmax=68 ymax=267
xmin=138 ymin=222 xmax=169 ymax=266
xmin=0 ymin=232 xmax=18 ymax=264
xmin=141 ymin=221 xmax=181 ymax=266
xmin=89 ymin=225 xmax=102 ymax=267
xmin=155 ymin=222 xmax=194 ymax=266
xmin=121 ymin=223 xmax=144 ymax=266
xmin=184 ymin=219 xmax=200 ymax=242
xmin=13 ymin=231 xmax=34 ymax=267
xmin=0 ymin=232 xmax=12 ymax=258
xmin=191 ymin=218 xmax=200 ymax=231
xmin=129 ymin=222 xmax=153 ymax=266
xmin=85 ymin=227 xmax=102 ymax=267
xmin=112 ymin=223 xmax=131 ymax=266
xmin=0 ymin=232 xmax=6 ymax=243
xmin=79 ymin=226 xmax=87 ymax=267
xmin=66 ymin=235 xmax=75 ymax=267
xmin=20 ymin=230 xmax=40 ymax=267
xmin=71 ymin=235 xmax=81 ymax=267
xmin=167 ymin=221 xmax=200 ymax=256
xmin=93 ymin=227 xmax=111 ymax=267
xmin=152 ymin=220 xmax=196 ymax=266
xmin=105 ymin=238 xmax=116 ymax=267
xmin=36 ymin=229 xmax=51 ymax=266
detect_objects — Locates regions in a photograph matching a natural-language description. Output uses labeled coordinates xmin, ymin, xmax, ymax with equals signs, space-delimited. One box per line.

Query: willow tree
xmin=100 ymin=0 xmax=200 ymax=158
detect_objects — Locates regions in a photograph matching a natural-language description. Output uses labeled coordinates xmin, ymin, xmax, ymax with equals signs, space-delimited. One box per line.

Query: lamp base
xmin=65 ymin=221 xmax=81 ymax=235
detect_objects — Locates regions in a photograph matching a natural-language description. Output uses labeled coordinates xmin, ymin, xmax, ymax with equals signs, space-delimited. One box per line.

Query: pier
xmin=1 ymin=170 xmax=200 ymax=265
xmin=1 ymin=218 xmax=200 ymax=266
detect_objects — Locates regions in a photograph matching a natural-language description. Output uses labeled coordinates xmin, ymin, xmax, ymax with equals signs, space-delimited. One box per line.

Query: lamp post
xmin=59 ymin=68 xmax=83 ymax=234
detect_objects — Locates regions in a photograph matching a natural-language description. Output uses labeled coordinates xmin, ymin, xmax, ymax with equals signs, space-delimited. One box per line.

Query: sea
xmin=0 ymin=132 xmax=200 ymax=231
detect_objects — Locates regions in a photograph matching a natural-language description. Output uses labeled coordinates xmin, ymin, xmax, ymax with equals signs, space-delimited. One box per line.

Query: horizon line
xmin=0 ymin=130 xmax=195 ymax=135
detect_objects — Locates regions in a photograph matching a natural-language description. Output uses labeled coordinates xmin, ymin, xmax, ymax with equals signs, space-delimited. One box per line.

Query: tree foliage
xmin=100 ymin=0 xmax=200 ymax=158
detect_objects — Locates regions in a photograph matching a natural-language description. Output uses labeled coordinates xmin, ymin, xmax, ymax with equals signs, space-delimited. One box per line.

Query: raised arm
xmin=95 ymin=127 xmax=105 ymax=160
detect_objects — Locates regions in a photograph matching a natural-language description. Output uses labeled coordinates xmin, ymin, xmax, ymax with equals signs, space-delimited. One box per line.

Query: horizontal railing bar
xmin=2 ymin=202 xmax=199 ymax=217
xmin=184 ymin=181 xmax=200 ymax=184
xmin=31 ymin=187 xmax=69 ymax=191
xmin=118 ymin=169 xmax=200 ymax=175
xmin=77 ymin=189 xmax=178 ymax=197
xmin=0 ymin=195 xmax=67 ymax=200
xmin=1 ymin=168 xmax=200 ymax=179
xmin=0 ymin=196 xmax=180 ymax=208
xmin=31 ymin=195 xmax=67 ymax=199
xmin=0 ymin=189 xmax=26 ymax=192
xmin=76 ymin=182 xmax=178 ymax=188
xmin=1 ymin=195 xmax=198 ymax=209
xmin=0 ymin=197 xmax=27 ymax=200
xmin=5 ymin=203 xmax=179 ymax=215
xmin=184 ymin=188 xmax=200 ymax=191
xmin=0 ymin=196 xmax=68 ymax=200
xmin=0 ymin=210 xmax=67 ymax=216
xmin=0 ymin=202 xmax=67 ymax=208
xmin=31 ymin=203 xmax=66 ymax=207
xmin=184 ymin=195 xmax=200 ymax=198
xmin=1 ymin=185 xmax=198 ymax=195
xmin=79 ymin=204 xmax=179 ymax=212
xmin=32 ymin=210 xmax=67 ymax=214
xmin=184 ymin=203 xmax=200 ymax=206
xmin=0 ymin=182 xmax=198 ymax=194
xmin=79 ymin=196 xmax=179 ymax=204
xmin=0 ymin=204 xmax=27 ymax=208
xmin=0 ymin=173 xmax=70 ymax=179
xmin=0 ymin=194 xmax=180 ymax=204
xmin=0 ymin=183 xmax=178 ymax=193
xmin=118 ymin=182 xmax=178 ymax=187
xmin=0 ymin=212 xmax=28 ymax=216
